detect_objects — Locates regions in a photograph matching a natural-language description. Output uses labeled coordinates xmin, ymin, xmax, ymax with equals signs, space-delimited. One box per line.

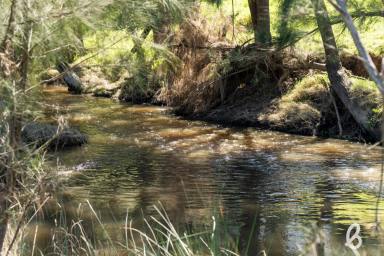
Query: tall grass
xmin=21 ymin=201 xmax=242 ymax=256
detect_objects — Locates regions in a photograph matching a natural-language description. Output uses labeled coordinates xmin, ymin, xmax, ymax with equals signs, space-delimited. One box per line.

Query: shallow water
xmin=30 ymin=87 xmax=384 ymax=255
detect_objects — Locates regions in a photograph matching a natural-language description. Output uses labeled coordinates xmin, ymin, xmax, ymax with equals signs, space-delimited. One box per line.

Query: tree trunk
xmin=0 ymin=190 xmax=7 ymax=254
xmin=311 ymin=0 xmax=380 ymax=140
xmin=58 ymin=62 xmax=84 ymax=94
xmin=1 ymin=0 xmax=19 ymax=52
xmin=0 ymin=0 xmax=19 ymax=78
xmin=247 ymin=0 xmax=272 ymax=44
xmin=131 ymin=26 xmax=152 ymax=54
xmin=20 ymin=1 xmax=33 ymax=91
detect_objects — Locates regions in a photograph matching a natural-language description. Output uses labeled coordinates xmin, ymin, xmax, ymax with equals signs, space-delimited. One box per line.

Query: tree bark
xmin=312 ymin=0 xmax=380 ymax=140
xmin=1 ymin=0 xmax=19 ymax=53
xmin=332 ymin=0 xmax=384 ymax=94
xmin=0 ymin=191 xmax=7 ymax=254
xmin=19 ymin=0 xmax=33 ymax=91
xmin=131 ymin=26 xmax=152 ymax=54
xmin=248 ymin=0 xmax=272 ymax=44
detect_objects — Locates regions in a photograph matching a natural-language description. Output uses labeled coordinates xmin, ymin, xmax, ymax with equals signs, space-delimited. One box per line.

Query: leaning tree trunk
xmin=131 ymin=26 xmax=152 ymax=54
xmin=57 ymin=62 xmax=83 ymax=94
xmin=311 ymin=0 xmax=380 ymax=140
xmin=248 ymin=0 xmax=272 ymax=44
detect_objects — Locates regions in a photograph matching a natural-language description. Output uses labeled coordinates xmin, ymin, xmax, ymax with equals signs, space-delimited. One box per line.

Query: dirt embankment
xmin=155 ymin=17 xmax=383 ymax=142
xmin=45 ymin=15 xmax=382 ymax=142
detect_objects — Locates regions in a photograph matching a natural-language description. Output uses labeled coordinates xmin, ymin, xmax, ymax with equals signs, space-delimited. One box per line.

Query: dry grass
xmin=260 ymin=73 xmax=330 ymax=134
xmin=283 ymin=74 xmax=330 ymax=108
xmin=265 ymin=101 xmax=322 ymax=134
xmin=349 ymin=77 xmax=383 ymax=127
xmin=156 ymin=12 xmax=232 ymax=114
xmin=350 ymin=77 xmax=383 ymax=111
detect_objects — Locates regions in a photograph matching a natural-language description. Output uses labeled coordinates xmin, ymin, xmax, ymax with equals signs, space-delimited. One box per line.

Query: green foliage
xmin=350 ymin=77 xmax=382 ymax=109
xmin=264 ymin=74 xmax=384 ymax=133
xmin=276 ymin=0 xmax=384 ymax=53
xmin=22 ymin=202 xmax=241 ymax=256
xmin=260 ymin=74 xmax=329 ymax=134
xmin=200 ymin=0 xmax=254 ymax=43
xmin=76 ymin=29 xmax=180 ymax=82
xmin=204 ymin=0 xmax=224 ymax=6
xmin=284 ymin=74 xmax=330 ymax=107
xmin=104 ymin=0 xmax=194 ymax=34
xmin=350 ymin=77 xmax=383 ymax=127
xmin=0 ymin=81 xmax=11 ymax=161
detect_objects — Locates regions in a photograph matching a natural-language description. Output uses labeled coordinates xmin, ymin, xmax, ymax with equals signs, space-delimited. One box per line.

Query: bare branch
xmin=329 ymin=0 xmax=384 ymax=95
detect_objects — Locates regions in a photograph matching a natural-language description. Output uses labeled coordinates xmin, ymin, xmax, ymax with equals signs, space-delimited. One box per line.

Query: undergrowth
xmin=262 ymin=73 xmax=383 ymax=135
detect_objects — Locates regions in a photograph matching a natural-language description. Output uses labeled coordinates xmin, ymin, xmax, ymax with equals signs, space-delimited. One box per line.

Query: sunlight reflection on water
xmin=28 ymin=86 xmax=384 ymax=255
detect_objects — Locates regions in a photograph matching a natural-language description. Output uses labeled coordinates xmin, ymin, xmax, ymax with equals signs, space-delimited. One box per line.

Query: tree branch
xmin=329 ymin=0 xmax=384 ymax=94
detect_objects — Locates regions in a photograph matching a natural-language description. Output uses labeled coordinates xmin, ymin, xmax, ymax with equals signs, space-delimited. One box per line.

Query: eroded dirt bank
xmin=154 ymin=19 xmax=382 ymax=142
xmin=47 ymin=18 xmax=382 ymax=143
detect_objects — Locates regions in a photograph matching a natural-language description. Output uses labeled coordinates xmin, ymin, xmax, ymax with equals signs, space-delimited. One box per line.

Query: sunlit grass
xmin=200 ymin=0 xmax=384 ymax=55
xmin=22 ymin=202 xmax=242 ymax=256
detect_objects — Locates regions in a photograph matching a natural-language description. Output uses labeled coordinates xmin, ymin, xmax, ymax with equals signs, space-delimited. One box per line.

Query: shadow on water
xmin=24 ymin=86 xmax=384 ymax=255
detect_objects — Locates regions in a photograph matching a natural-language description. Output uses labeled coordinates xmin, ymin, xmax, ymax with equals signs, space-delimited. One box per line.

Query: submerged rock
xmin=22 ymin=122 xmax=87 ymax=149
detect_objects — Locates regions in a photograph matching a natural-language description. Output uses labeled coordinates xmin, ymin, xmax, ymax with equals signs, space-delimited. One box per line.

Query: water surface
xmin=32 ymin=86 xmax=384 ymax=255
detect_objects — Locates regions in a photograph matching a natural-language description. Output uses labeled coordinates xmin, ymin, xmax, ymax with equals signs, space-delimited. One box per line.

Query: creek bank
xmin=171 ymin=68 xmax=381 ymax=142
xmin=22 ymin=122 xmax=87 ymax=149
xmin=44 ymin=60 xmax=381 ymax=142
xmin=42 ymin=17 xmax=382 ymax=142
xmin=153 ymin=20 xmax=382 ymax=142
xmin=159 ymin=19 xmax=382 ymax=142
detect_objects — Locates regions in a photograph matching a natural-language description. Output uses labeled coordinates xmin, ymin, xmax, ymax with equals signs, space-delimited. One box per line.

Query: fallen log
xmin=57 ymin=62 xmax=83 ymax=94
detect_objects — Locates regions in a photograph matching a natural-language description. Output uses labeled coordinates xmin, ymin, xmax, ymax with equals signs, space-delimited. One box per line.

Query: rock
xmin=92 ymin=82 xmax=121 ymax=98
xmin=22 ymin=122 xmax=87 ymax=149
xmin=40 ymin=68 xmax=61 ymax=84
xmin=80 ymin=67 xmax=122 ymax=97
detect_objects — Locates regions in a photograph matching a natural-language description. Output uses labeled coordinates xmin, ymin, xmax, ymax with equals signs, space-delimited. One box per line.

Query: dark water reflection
xmin=28 ymin=87 xmax=384 ymax=255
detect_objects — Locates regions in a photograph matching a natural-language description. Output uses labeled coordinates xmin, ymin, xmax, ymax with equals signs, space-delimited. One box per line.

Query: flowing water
xmin=29 ymin=87 xmax=384 ymax=255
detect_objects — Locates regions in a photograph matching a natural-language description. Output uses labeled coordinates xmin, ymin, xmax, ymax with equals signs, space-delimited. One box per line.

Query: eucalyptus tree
xmin=277 ymin=0 xmax=383 ymax=46
xmin=248 ymin=0 xmax=272 ymax=44
xmin=206 ymin=0 xmax=272 ymax=44
xmin=277 ymin=0 xmax=383 ymax=139
xmin=311 ymin=0 xmax=380 ymax=139
xmin=331 ymin=0 xmax=384 ymax=94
